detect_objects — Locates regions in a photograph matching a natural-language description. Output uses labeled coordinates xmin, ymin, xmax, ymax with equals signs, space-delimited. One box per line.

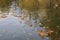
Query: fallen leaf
xmin=47 ymin=29 xmax=54 ymax=34
xmin=12 ymin=14 xmax=18 ymax=17
xmin=29 ymin=24 xmax=33 ymax=27
xmin=36 ymin=30 xmax=48 ymax=36
xmin=1 ymin=15 xmax=7 ymax=18
xmin=3 ymin=29 xmax=8 ymax=33
xmin=21 ymin=17 xmax=24 ymax=20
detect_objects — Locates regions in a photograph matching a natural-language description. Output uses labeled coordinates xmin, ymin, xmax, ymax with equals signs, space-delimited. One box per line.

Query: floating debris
xmin=3 ymin=29 xmax=8 ymax=33
xmin=47 ymin=29 xmax=54 ymax=34
xmin=36 ymin=30 xmax=48 ymax=37
xmin=0 ymin=15 xmax=7 ymax=18
xmin=29 ymin=24 xmax=33 ymax=27
xmin=12 ymin=14 xmax=18 ymax=17
xmin=21 ymin=17 xmax=25 ymax=20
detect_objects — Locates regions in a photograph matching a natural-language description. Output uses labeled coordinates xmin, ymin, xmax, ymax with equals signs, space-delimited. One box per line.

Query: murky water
xmin=0 ymin=2 xmax=50 ymax=40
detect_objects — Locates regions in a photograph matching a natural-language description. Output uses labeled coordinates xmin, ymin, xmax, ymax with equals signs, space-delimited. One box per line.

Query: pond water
xmin=0 ymin=1 xmax=50 ymax=40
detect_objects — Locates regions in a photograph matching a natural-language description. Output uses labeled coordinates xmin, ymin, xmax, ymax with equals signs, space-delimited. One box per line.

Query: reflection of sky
xmin=0 ymin=1 xmax=50 ymax=40
xmin=0 ymin=12 xmax=50 ymax=40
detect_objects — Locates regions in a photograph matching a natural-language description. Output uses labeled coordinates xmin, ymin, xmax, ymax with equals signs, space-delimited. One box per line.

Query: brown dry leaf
xmin=21 ymin=17 xmax=25 ymax=20
xmin=47 ymin=29 xmax=54 ymax=34
xmin=3 ymin=29 xmax=8 ymax=33
xmin=1 ymin=15 xmax=7 ymax=18
xmin=29 ymin=24 xmax=33 ymax=27
xmin=12 ymin=14 xmax=18 ymax=17
xmin=36 ymin=30 xmax=48 ymax=36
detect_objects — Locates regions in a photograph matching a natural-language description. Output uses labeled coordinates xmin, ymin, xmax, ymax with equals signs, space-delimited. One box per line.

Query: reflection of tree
xmin=0 ymin=0 xmax=8 ymax=8
xmin=18 ymin=0 xmax=50 ymax=21
xmin=19 ymin=0 xmax=40 ymax=20
xmin=0 ymin=0 xmax=9 ymax=14
xmin=41 ymin=0 xmax=60 ymax=40
xmin=19 ymin=0 xmax=60 ymax=40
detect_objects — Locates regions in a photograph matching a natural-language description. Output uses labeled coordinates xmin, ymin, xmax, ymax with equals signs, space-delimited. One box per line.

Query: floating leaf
xmin=0 ymin=15 xmax=7 ymax=18
xmin=47 ymin=29 xmax=54 ymax=34
xmin=36 ymin=30 xmax=48 ymax=36
xmin=29 ymin=24 xmax=33 ymax=27
xmin=3 ymin=29 xmax=8 ymax=33
xmin=21 ymin=17 xmax=25 ymax=20
xmin=12 ymin=14 xmax=18 ymax=17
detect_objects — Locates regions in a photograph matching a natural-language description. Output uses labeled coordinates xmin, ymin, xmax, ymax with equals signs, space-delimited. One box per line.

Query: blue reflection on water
xmin=0 ymin=1 xmax=51 ymax=40
xmin=0 ymin=12 xmax=51 ymax=40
